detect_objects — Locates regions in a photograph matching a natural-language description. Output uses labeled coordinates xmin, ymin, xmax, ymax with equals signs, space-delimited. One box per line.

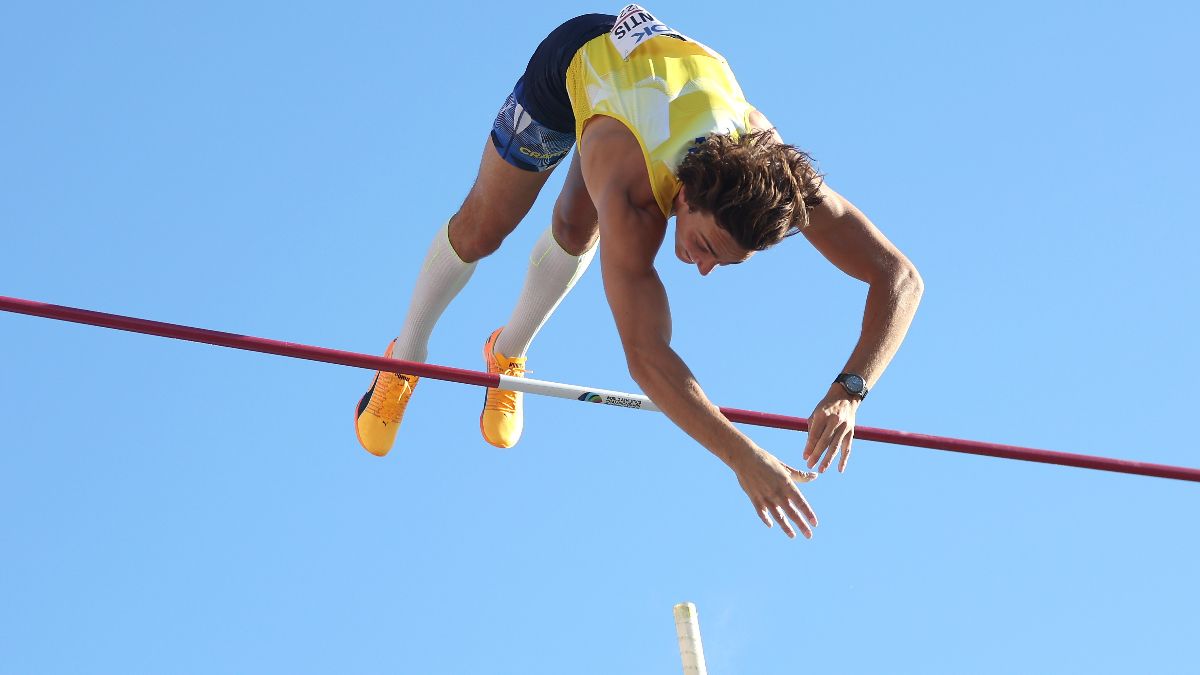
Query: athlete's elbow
xmin=876 ymin=259 xmax=923 ymax=299
xmin=624 ymin=349 xmax=653 ymax=387
xmin=898 ymin=263 xmax=924 ymax=303
xmin=621 ymin=341 xmax=665 ymax=387
xmin=885 ymin=263 xmax=924 ymax=316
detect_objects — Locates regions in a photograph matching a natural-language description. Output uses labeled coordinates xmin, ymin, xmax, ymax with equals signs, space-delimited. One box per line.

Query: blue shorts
xmin=490 ymin=85 xmax=576 ymax=172
xmin=490 ymin=14 xmax=615 ymax=172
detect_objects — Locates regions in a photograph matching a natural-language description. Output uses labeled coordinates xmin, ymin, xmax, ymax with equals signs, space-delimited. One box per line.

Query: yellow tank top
xmin=565 ymin=13 xmax=756 ymax=218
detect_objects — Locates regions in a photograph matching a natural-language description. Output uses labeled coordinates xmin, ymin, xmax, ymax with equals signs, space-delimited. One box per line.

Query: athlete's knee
xmin=448 ymin=210 xmax=516 ymax=263
xmin=551 ymin=204 xmax=598 ymax=256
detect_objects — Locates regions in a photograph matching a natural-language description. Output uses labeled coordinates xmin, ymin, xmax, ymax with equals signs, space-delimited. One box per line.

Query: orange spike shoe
xmin=480 ymin=328 xmax=527 ymax=449
xmin=354 ymin=339 xmax=419 ymax=457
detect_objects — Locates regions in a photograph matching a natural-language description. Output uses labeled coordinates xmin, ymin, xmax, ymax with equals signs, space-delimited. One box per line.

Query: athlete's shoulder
xmin=580 ymin=116 xmax=660 ymax=214
xmin=748 ymin=110 xmax=783 ymax=140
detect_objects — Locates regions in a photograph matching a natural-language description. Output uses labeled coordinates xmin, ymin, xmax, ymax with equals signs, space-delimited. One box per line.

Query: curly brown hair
xmin=676 ymin=130 xmax=824 ymax=251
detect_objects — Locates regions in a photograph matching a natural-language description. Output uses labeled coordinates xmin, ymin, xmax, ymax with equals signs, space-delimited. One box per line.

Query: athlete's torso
xmin=565 ymin=6 xmax=757 ymax=217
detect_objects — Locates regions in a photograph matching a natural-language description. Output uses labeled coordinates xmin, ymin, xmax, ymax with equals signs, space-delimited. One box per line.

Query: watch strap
xmin=834 ymin=373 xmax=869 ymax=400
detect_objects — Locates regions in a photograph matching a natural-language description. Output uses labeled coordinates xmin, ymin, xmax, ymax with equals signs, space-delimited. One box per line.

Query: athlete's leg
xmin=448 ymin=138 xmax=555 ymax=264
xmin=392 ymin=138 xmax=554 ymax=363
xmin=357 ymin=137 xmax=556 ymax=456
xmin=550 ymin=150 xmax=600 ymax=256
xmin=359 ymin=12 xmax=611 ymax=455
xmin=493 ymin=151 xmax=598 ymax=358
xmin=481 ymin=151 xmax=596 ymax=448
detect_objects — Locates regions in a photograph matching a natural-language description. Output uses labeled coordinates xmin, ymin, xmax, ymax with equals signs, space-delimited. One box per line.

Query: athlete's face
xmin=672 ymin=188 xmax=754 ymax=276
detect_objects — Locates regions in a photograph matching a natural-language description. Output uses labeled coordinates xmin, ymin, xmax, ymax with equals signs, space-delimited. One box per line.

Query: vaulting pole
xmin=673 ymin=603 xmax=708 ymax=675
xmin=3 ymin=294 xmax=1198 ymax=483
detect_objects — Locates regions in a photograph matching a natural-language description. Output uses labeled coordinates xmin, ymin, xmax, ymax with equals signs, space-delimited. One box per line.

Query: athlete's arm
xmin=579 ymin=117 xmax=818 ymax=539
xmin=799 ymin=184 xmax=925 ymax=473
xmin=749 ymin=110 xmax=924 ymax=474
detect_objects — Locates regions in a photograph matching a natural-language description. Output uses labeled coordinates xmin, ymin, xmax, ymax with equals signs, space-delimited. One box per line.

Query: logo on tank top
xmin=610 ymin=4 xmax=688 ymax=59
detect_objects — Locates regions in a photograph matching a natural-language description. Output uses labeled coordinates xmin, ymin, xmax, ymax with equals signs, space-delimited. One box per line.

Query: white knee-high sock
xmin=393 ymin=222 xmax=477 ymax=362
xmin=494 ymin=226 xmax=597 ymax=358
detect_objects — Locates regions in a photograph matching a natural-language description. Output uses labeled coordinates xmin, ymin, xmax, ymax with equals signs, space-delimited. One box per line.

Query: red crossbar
xmin=3 ymin=294 xmax=1197 ymax=483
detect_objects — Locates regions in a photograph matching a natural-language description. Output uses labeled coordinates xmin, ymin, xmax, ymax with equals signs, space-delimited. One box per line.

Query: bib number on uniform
xmin=609 ymin=4 xmax=687 ymax=59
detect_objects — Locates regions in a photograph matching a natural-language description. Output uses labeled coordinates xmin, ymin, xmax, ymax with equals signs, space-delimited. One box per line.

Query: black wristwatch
xmin=834 ymin=373 xmax=869 ymax=400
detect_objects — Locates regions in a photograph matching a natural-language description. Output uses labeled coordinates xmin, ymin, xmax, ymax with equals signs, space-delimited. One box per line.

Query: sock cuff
xmin=425 ymin=221 xmax=475 ymax=273
xmin=393 ymin=220 xmax=477 ymax=363
xmin=532 ymin=226 xmax=596 ymax=279
xmin=492 ymin=225 xmax=597 ymax=359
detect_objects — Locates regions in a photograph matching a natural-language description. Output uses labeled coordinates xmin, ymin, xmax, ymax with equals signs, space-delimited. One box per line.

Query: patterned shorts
xmin=487 ymin=14 xmax=614 ymax=172
xmin=489 ymin=87 xmax=575 ymax=173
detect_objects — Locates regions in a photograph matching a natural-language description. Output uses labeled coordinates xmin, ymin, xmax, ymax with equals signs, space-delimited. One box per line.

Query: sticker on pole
xmin=609 ymin=5 xmax=687 ymax=59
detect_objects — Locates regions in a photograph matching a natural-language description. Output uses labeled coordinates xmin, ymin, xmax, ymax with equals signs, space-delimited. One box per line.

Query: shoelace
xmin=485 ymin=359 xmax=527 ymax=413
xmin=367 ymin=372 xmax=414 ymax=423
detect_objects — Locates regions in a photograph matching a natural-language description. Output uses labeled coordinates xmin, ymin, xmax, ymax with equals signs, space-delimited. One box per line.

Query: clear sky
xmin=2 ymin=2 xmax=1197 ymax=673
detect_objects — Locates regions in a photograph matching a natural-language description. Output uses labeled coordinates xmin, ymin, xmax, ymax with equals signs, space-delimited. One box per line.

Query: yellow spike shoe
xmin=355 ymin=339 xmax=419 ymax=457
xmin=480 ymin=328 xmax=527 ymax=449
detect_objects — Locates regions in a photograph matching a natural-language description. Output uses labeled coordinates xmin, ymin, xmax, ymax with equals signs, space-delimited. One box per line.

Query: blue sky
xmin=2 ymin=2 xmax=1197 ymax=673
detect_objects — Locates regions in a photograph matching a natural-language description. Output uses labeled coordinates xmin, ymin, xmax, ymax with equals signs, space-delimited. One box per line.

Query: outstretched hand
xmin=804 ymin=385 xmax=860 ymax=473
xmin=733 ymin=447 xmax=819 ymax=539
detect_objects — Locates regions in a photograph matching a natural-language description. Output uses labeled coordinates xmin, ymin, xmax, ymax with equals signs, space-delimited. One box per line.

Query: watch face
xmin=842 ymin=375 xmax=864 ymax=393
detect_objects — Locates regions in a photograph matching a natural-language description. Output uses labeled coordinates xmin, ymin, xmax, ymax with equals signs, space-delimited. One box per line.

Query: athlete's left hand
xmin=803 ymin=385 xmax=860 ymax=473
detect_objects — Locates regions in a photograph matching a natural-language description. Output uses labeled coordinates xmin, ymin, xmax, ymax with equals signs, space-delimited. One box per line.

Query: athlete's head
xmin=673 ymin=130 xmax=823 ymax=275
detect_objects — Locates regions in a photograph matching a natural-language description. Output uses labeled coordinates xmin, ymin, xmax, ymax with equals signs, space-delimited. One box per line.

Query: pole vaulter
xmin=2 ymin=294 xmax=1197 ymax=483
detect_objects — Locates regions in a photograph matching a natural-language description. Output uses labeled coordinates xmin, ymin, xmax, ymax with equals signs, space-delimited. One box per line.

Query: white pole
xmin=497 ymin=373 xmax=660 ymax=412
xmin=673 ymin=602 xmax=709 ymax=675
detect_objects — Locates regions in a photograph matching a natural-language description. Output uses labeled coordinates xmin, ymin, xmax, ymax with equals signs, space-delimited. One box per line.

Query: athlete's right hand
xmin=733 ymin=447 xmax=819 ymax=539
